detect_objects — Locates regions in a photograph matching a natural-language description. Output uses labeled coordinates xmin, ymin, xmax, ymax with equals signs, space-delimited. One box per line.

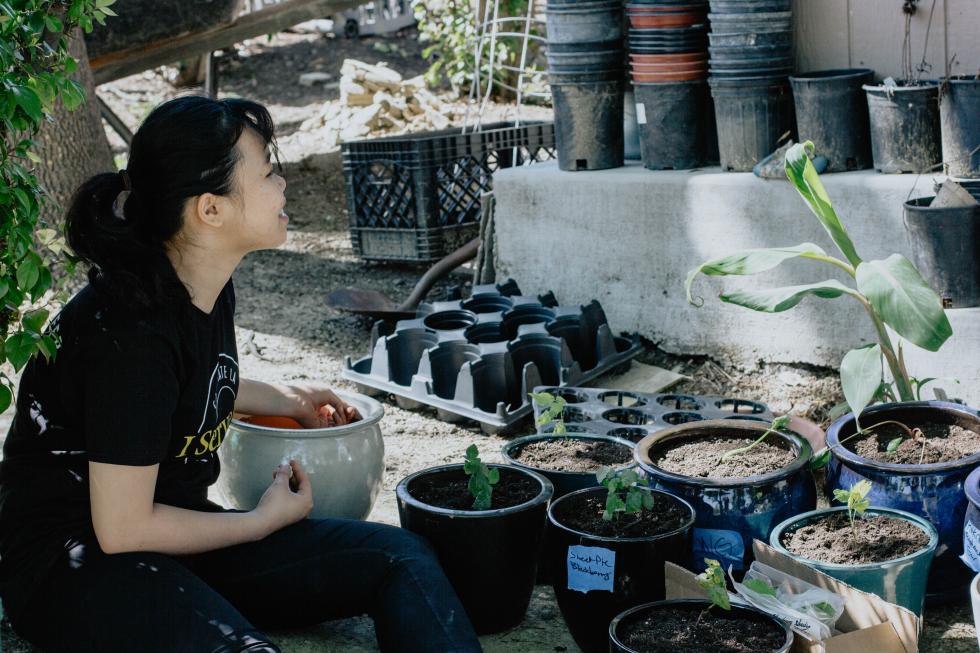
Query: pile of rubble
xmin=297 ymin=59 xmax=463 ymax=148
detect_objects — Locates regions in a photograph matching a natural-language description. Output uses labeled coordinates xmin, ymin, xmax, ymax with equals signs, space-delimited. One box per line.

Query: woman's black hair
xmin=65 ymin=95 xmax=277 ymax=311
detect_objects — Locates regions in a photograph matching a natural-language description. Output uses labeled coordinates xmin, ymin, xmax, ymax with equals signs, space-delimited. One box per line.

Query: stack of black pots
xmin=546 ymin=0 xmax=625 ymax=171
xmin=627 ymin=0 xmax=714 ymax=170
xmin=706 ymin=0 xmax=796 ymax=171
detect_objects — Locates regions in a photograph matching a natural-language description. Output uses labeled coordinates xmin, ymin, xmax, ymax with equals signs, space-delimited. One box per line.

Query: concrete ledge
xmin=494 ymin=161 xmax=980 ymax=404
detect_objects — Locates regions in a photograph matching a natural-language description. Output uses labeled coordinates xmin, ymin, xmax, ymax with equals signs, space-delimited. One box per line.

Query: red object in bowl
xmin=243 ymin=415 xmax=305 ymax=429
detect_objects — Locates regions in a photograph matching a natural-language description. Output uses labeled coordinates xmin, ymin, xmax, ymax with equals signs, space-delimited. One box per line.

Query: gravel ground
xmin=0 ymin=26 xmax=976 ymax=653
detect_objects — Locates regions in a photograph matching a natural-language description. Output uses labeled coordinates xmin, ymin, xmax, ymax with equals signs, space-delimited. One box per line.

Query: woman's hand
xmin=253 ymin=460 xmax=313 ymax=536
xmin=237 ymin=379 xmax=360 ymax=428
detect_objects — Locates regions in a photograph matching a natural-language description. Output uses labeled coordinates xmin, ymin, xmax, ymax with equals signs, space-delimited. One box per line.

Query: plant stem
xmin=719 ymin=423 xmax=779 ymax=463
xmin=801 ymin=252 xmax=857 ymax=278
xmin=853 ymin=294 xmax=915 ymax=401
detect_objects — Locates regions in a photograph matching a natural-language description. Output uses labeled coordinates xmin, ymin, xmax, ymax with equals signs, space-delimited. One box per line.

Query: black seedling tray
xmin=343 ymin=280 xmax=643 ymax=433
xmin=531 ymin=386 xmax=775 ymax=441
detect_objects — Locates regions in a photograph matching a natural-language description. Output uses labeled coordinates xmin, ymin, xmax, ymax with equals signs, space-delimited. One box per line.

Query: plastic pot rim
xmin=769 ymin=506 xmax=940 ymax=570
xmin=501 ymin=433 xmax=638 ymax=480
xmin=862 ymin=80 xmax=940 ymax=94
xmin=966 ymin=465 xmax=980 ymax=511
xmin=904 ymin=195 xmax=980 ymax=212
xmin=230 ymin=390 xmax=384 ymax=438
xmin=396 ymin=463 xmax=554 ymax=518
xmin=826 ymin=400 xmax=980 ymax=474
xmin=632 ymin=79 xmax=708 ymax=87
xmin=789 ymin=67 xmax=874 ymax=82
xmin=547 ymin=485 xmax=696 ymax=543
xmin=634 ymin=419 xmax=813 ymax=488
xmin=608 ymin=598 xmax=794 ymax=653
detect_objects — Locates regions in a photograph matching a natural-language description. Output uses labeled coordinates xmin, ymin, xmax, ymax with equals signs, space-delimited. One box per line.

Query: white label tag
xmin=567 ymin=545 xmax=615 ymax=593
xmin=962 ymin=519 xmax=980 ymax=572
xmin=635 ymin=103 xmax=647 ymax=125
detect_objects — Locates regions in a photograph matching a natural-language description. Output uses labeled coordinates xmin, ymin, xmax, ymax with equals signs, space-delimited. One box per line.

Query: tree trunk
xmin=33 ymin=29 xmax=114 ymax=225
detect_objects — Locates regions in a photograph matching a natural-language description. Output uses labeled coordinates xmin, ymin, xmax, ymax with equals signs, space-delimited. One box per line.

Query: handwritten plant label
xmin=567 ymin=545 xmax=616 ymax=593
xmin=961 ymin=519 xmax=980 ymax=572
xmin=694 ymin=527 xmax=745 ymax=571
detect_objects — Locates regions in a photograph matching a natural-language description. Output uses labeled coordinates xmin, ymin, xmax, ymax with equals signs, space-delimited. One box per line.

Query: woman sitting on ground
xmin=0 ymin=95 xmax=482 ymax=653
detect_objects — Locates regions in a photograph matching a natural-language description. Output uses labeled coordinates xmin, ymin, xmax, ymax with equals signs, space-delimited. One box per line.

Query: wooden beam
xmin=90 ymin=0 xmax=363 ymax=85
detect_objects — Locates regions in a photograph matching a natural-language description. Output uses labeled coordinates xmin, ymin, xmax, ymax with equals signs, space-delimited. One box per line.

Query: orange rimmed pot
xmin=631 ymin=62 xmax=708 ymax=73
xmin=627 ymin=12 xmax=703 ymax=28
xmin=631 ymin=69 xmax=707 ymax=82
xmin=629 ymin=52 xmax=706 ymax=64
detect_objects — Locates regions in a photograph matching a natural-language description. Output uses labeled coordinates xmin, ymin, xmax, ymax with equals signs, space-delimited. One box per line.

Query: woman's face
xmin=229 ymin=126 xmax=288 ymax=252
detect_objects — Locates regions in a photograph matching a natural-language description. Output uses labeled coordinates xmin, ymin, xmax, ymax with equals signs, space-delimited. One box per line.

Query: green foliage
xmin=719 ymin=415 xmax=791 ymax=463
xmin=530 ymin=390 xmax=566 ymax=436
xmin=1 ymin=0 xmax=114 ymax=412
xmin=411 ymin=0 xmax=544 ymax=98
xmin=463 ymin=444 xmax=499 ymax=510
xmin=696 ymin=559 xmax=731 ymax=611
xmin=596 ymin=467 xmax=654 ymax=522
xmin=743 ymin=577 xmax=777 ymax=597
xmin=686 ymin=141 xmax=952 ymax=422
xmin=833 ymin=479 xmax=872 ymax=530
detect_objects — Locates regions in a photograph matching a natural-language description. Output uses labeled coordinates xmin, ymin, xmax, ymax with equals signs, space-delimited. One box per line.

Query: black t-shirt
xmin=0 ymin=281 xmax=238 ymax=618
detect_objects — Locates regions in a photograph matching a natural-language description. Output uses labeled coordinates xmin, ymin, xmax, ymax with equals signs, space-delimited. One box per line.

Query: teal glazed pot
xmin=826 ymin=400 xmax=980 ymax=603
xmin=770 ymin=506 xmax=938 ymax=615
xmin=635 ymin=420 xmax=816 ymax=573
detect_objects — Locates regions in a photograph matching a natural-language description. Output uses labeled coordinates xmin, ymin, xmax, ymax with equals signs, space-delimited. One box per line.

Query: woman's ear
xmin=192 ymin=192 xmax=226 ymax=228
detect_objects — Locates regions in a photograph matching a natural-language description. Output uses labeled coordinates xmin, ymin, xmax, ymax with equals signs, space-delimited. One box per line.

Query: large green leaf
xmin=720 ymin=279 xmax=858 ymax=313
xmin=784 ymin=142 xmax=862 ymax=268
xmin=855 ymin=255 xmax=952 ymax=351
xmin=840 ymin=344 xmax=882 ymax=421
xmin=685 ymin=243 xmax=828 ymax=305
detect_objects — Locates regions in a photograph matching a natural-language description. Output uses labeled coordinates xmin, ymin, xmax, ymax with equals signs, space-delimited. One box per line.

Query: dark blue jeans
xmin=11 ymin=519 xmax=483 ymax=653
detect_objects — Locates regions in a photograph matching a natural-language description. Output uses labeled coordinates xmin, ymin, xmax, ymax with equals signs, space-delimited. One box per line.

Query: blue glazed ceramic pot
xmin=826 ymin=400 xmax=980 ymax=604
xmin=770 ymin=507 xmax=938 ymax=615
xmin=634 ymin=420 xmax=816 ymax=573
xmin=961 ymin=466 xmax=980 ymax=574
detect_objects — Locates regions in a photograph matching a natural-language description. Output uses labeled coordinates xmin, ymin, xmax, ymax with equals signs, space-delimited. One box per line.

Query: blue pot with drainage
xmin=961 ymin=466 xmax=980 ymax=576
xmin=634 ymin=420 xmax=816 ymax=573
xmin=826 ymin=400 xmax=980 ymax=605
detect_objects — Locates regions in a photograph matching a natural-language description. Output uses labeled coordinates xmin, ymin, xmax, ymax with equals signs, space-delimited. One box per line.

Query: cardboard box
xmin=664 ymin=540 xmax=920 ymax=653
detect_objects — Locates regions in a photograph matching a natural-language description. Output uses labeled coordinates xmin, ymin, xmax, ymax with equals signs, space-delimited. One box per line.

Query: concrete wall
xmin=793 ymin=0 xmax=979 ymax=80
xmin=493 ymin=162 xmax=980 ymax=404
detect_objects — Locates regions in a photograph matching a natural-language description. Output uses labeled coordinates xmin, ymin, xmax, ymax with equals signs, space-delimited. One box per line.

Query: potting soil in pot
xmin=781 ymin=513 xmax=929 ymax=565
xmin=512 ymin=439 xmax=632 ymax=472
xmin=618 ymin=607 xmax=786 ymax=653
xmin=653 ymin=436 xmax=795 ymax=478
xmin=846 ymin=423 xmax=980 ymax=465
xmin=409 ymin=468 xmax=539 ymax=510
xmin=552 ymin=490 xmax=689 ymax=538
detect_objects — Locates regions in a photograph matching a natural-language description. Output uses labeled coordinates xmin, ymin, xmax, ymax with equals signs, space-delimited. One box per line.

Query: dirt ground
xmin=0 ymin=26 xmax=976 ymax=653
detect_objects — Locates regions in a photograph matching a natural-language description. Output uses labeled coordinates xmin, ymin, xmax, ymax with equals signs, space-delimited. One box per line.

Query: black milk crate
xmin=342 ymin=121 xmax=556 ymax=262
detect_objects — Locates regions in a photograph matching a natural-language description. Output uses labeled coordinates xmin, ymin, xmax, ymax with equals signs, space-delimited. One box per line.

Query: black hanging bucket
xmin=864 ymin=81 xmax=942 ymax=173
xmin=940 ymin=76 xmax=980 ymax=178
xmin=790 ymin=68 xmax=875 ymax=171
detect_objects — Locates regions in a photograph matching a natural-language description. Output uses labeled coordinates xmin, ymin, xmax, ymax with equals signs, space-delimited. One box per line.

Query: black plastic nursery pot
xmin=633 ymin=80 xmax=708 ymax=170
xmin=635 ymin=420 xmax=816 ymax=573
xmin=608 ymin=599 xmax=793 ymax=653
xmin=903 ymin=194 xmax=980 ymax=308
xmin=547 ymin=486 xmax=695 ymax=653
xmin=790 ymin=68 xmax=875 ymax=171
xmin=864 ymin=81 xmax=942 ymax=173
xmin=709 ymin=75 xmax=796 ymax=172
xmin=708 ymin=0 xmax=791 ymax=12
xmin=940 ymin=75 xmax=980 ymax=178
xmin=396 ymin=463 xmax=554 ymax=633
xmin=501 ymin=433 xmax=637 ymax=498
xmin=551 ymin=78 xmax=625 ymax=171
xmin=825 ymin=401 xmax=980 ymax=604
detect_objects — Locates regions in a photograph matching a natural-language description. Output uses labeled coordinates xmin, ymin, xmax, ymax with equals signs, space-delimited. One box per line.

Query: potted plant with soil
xmin=608 ymin=559 xmax=793 ymax=653
xmin=770 ymin=480 xmax=938 ymax=615
xmin=635 ymin=417 xmax=816 ymax=573
xmin=546 ymin=467 xmax=696 ymax=653
xmin=503 ymin=391 xmax=637 ymax=498
xmin=396 ymin=445 xmax=554 ymax=634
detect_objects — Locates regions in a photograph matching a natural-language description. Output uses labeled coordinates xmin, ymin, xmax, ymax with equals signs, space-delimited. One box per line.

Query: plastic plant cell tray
xmin=343 ymin=280 xmax=643 ymax=433
xmin=531 ymin=386 xmax=775 ymax=441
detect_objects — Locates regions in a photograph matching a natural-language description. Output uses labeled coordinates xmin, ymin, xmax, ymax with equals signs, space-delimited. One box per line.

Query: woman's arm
xmin=236 ymin=378 xmax=358 ymax=427
xmin=89 ymin=459 xmax=311 ymax=555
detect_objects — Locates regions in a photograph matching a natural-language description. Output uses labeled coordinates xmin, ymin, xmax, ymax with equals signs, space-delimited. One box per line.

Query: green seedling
xmin=832 ymin=479 xmax=872 ymax=531
xmin=530 ymin=390 xmax=567 ymax=436
xmin=720 ymin=415 xmax=791 ymax=463
xmin=694 ymin=558 xmax=731 ymax=627
xmin=596 ymin=467 xmax=654 ymax=522
xmin=809 ymin=419 xmax=922 ymax=471
xmin=463 ymin=444 xmax=499 ymax=510
xmin=743 ymin=578 xmax=777 ymax=598
xmin=812 ymin=601 xmax=837 ymax=619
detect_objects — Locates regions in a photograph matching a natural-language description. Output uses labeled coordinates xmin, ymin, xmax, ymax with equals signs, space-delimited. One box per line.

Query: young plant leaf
xmin=696 ymin=559 xmax=731 ymax=611
xmin=685 ymin=243 xmax=829 ymax=305
xmin=885 ymin=437 xmax=904 ymax=454
xmin=720 ymin=280 xmax=858 ymax=313
xmin=839 ymin=344 xmax=882 ymax=422
xmin=0 ymin=383 xmax=11 ymax=414
xmin=808 ymin=448 xmax=831 ymax=470
xmin=784 ymin=141 xmax=862 ymax=268
xmin=855 ymin=255 xmax=953 ymax=352
xmin=743 ymin=578 xmax=777 ymax=597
